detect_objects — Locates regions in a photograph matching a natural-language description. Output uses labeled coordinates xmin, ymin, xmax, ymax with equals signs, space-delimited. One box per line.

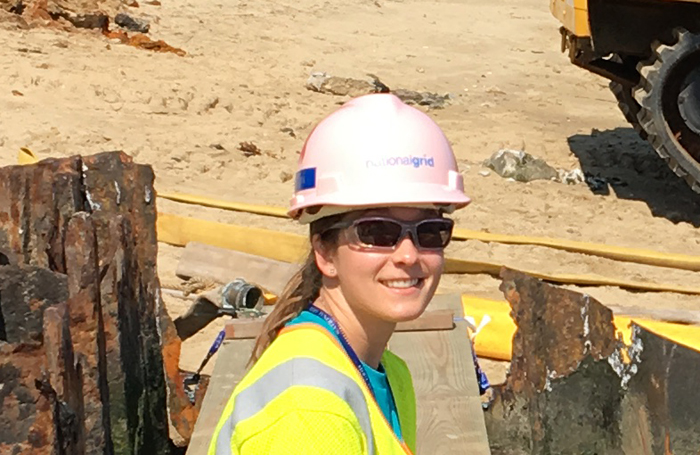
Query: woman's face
xmin=316 ymin=207 xmax=447 ymax=324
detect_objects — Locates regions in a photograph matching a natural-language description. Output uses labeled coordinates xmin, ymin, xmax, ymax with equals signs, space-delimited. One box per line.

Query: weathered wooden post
xmin=0 ymin=152 xmax=195 ymax=454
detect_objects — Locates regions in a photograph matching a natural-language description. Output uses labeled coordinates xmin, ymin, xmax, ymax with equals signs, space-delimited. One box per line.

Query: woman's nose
xmin=392 ymin=236 xmax=419 ymax=265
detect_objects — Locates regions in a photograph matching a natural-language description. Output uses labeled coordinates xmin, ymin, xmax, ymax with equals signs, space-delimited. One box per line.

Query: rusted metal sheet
xmin=622 ymin=325 xmax=700 ymax=454
xmin=485 ymin=269 xmax=624 ymax=455
xmin=486 ymin=269 xmax=700 ymax=455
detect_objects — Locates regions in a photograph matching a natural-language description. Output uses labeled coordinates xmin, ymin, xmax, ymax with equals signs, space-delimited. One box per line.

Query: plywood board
xmin=176 ymin=242 xmax=299 ymax=295
xmin=389 ymin=294 xmax=491 ymax=454
xmin=224 ymin=309 xmax=455 ymax=340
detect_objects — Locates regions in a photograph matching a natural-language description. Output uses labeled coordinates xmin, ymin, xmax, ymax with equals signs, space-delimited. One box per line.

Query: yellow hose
xmin=159 ymin=191 xmax=289 ymax=218
xmin=157 ymin=191 xmax=700 ymax=272
xmin=461 ymin=296 xmax=700 ymax=360
xmin=157 ymin=213 xmax=308 ymax=263
xmin=157 ymin=212 xmax=700 ymax=295
xmin=18 ymin=148 xmax=38 ymax=165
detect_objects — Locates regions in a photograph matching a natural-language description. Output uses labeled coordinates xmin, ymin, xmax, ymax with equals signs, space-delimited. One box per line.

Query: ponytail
xmin=248 ymin=214 xmax=343 ymax=365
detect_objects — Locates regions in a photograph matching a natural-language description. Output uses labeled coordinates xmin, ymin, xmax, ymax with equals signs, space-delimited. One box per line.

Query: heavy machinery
xmin=551 ymin=0 xmax=700 ymax=191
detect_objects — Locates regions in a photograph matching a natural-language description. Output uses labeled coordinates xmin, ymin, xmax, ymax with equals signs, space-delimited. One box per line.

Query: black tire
xmin=609 ymin=81 xmax=648 ymax=140
xmin=634 ymin=29 xmax=700 ymax=193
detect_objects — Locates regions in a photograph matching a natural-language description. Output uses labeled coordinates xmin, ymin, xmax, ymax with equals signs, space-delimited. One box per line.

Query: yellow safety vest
xmin=209 ymin=323 xmax=417 ymax=455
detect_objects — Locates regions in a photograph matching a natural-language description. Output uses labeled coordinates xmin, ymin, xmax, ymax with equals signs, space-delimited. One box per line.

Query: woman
xmin=209 ymin=93 xmax=470 ymax=455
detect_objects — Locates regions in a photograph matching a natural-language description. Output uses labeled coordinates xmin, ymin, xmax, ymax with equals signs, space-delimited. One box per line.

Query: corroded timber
xmin=64 ymin=213 xmax=109 ymax=454
xmin=485 ymin=269 xmax=624 ymax=455
xmin=0 ymin=265 xmax=69 ymax=344
xmin=0 ymin=266 xmax=68 ymax=455
xmin=91 ymin=213 xmax=129 ymax=451
xmin=42 ymin=303 xmax=85 ymax=455
xmin=0 ymin=156 xmax=84 ymax=272
xmin=81 ymin=152 xmax=192 ymax=448
xmin=0 ymin=152 xmax=188 ymax=454
xmin=485 ymin=269 xmax=700 ymax=455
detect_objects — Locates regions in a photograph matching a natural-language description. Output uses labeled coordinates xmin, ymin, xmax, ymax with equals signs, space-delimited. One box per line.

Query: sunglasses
xmin=327 ymin=217 xmax=455 ymax=250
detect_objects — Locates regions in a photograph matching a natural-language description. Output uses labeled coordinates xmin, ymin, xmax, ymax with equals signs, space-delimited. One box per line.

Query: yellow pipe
xmin=158 ymin=191 xmax=700 ymax=273
xmin=18 ymin=148 xmax=38 ymax=165
xmin=461 ymin=296 xmax=700 ymax=361
xmin=157 ymin=213 xmax=308 ymax=263
xmin=157 ymin=212 xmax=700 ymax=295
xmin=159 ymin=192 xmax=289 ymax=218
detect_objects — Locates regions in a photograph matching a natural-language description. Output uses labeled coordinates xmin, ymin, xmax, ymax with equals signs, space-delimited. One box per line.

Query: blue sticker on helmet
xmin=295 ymin=167 xmax=316 ymax=191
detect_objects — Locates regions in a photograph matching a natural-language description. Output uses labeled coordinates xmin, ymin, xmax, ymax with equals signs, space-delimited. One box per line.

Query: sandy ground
xmin=2 ymin=0 xmax=699 ymax=384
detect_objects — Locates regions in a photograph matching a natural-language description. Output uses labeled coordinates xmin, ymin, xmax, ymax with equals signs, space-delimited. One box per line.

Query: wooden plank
xmin=224 ymin=318 xmax=265 ymax=340
xmin=397 ymin=309 xmax=454 ymax=332
xmin=389 ymin=294 xmax=491 ymax=454
xmin=176 ymin=242 xmax=299 ymax=295
xmin=224 ymin=309 xmax=455 ymax=340
xmin=186 ymin=339 xmax=255 ymax=455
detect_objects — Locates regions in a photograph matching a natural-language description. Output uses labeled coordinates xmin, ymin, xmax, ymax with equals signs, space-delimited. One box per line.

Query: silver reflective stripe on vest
xmin=215 ymin=357 xmax=375 ymax=455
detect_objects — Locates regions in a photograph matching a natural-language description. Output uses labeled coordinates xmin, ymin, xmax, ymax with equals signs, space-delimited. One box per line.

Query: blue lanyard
xmin=307 ymin=305 xmax=375 ymax=397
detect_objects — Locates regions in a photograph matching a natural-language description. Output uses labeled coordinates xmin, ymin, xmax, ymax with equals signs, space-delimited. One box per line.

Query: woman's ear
xmin=311 ymin=234 xmax=338 ymax=278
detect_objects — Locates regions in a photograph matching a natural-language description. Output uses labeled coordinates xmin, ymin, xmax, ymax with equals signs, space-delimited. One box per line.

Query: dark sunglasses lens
xmin=355 ymin=220 xmax=403 ymax=247
xmin=416 ymin=220 xmax=453 ymax=248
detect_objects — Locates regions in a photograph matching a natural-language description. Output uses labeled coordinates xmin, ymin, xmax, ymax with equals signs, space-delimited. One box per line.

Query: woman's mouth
xmin=381 ymin=278 xmax=421 ymax=289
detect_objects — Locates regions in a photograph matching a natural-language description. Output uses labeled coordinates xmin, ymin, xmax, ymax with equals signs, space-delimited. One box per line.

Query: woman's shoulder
xmin=243 ymin=323 xmax=353 ymax=385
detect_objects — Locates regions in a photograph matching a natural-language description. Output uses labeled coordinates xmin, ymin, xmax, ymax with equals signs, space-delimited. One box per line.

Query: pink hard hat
xmin=289 ymin=93 xmax=471 ymax=223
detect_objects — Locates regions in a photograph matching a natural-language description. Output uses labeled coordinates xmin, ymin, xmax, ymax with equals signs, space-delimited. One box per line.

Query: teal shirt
xmin=287 ymin=310 xmax=403 ymax=440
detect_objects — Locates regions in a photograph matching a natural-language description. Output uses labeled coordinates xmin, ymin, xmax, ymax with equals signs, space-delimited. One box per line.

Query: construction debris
xmin=305 ymin=72 xmax=389 ymax=97
xmin=484 ymin=149 xmax=558 ymax=182
xmin=238 ymin=141 xmax=262 ymax=157
xmin=391 ymin=88 xmax=452 ymax=109
xmin=1 ymin=0 xmax=185 ymax=56
xmin=305 ymin=72 xmax=453 ymax=109
xmin=1 ymin=0 xmax=120 ymax=29
xmin=484 ymin=269 xmax=700 ymax=454
xmin=0 ymin=152 xmax=198 ymax=453
xmin=114 ymin=12 xmax=148 ymax=33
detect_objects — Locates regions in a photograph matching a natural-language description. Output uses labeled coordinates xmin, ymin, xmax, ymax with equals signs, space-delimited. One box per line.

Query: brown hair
xmin=249 ymin=214 xmax=344 ymax=365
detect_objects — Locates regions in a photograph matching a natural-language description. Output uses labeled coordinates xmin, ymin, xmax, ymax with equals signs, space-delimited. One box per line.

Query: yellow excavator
xmin=551 ymin=0 xmax=700 ymax=192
